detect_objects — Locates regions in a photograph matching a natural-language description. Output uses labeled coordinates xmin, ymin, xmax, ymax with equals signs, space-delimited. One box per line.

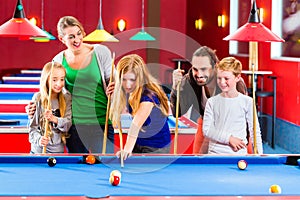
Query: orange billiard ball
xmin=237 ymin=160 xmax=247 ymax=170
xmin=85 ymin=155 xmax=96 ymax=165
xmin=269 ymin=184 xmax=282 ymax=194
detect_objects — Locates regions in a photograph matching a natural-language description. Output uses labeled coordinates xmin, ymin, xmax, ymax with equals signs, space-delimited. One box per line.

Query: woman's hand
xmin=106 ymin=82 xmax=115 ymax=96
xmin=25 ymin=101 xmax=36 ymax=118
xmin=116 ymin=150 xmax=132 ymax=160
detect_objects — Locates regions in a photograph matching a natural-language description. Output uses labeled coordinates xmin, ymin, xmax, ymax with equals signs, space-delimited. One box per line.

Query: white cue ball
xmin=237 ymin=160 xmax=247 ymax=170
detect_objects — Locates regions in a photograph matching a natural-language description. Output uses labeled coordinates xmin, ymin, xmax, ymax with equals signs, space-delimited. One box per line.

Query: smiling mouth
xmin=73 ymin=42 xmax=80 ymax=47
xmin=196 ymin=76 xmax=208 ymax=83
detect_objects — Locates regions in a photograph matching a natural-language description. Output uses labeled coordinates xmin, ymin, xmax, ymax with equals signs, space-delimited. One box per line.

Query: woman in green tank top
xmin=53 ymin=16 xmax=115 ymax=154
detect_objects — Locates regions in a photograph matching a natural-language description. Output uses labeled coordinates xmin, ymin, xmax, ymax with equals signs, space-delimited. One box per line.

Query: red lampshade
xmin=223 ymin=0 xmax=284 ymax=42
xmin=0 ymin=0 xmax=48 ymax=39
xmin=223 ymin=22 xmax=284 ymax=42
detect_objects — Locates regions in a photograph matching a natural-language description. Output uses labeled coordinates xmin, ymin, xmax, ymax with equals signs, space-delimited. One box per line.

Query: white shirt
xmin=203 ymin=93 xmax=263 ymax=154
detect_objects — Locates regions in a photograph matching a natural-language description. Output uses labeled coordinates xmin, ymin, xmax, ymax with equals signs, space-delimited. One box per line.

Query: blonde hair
xmin=110 ymin=54 xmax=169 ymax=123
xmin=216 ymin=57 xmax=242 ymax=77
xmin=57 ymin=16 xmax=86 ymax=38
xmin=39 ymin=62 xmax=68 ymax=143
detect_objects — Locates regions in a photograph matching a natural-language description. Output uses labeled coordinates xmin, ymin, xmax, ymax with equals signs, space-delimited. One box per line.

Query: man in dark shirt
xmin=170 ymin=46 xmax=247 ymax=154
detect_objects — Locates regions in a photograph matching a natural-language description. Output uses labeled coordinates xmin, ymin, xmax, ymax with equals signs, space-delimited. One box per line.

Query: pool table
xmin=0 ymin=113 xmax=197 ymax=154
xmin=0 ymin=154 xmax=299 ymax=200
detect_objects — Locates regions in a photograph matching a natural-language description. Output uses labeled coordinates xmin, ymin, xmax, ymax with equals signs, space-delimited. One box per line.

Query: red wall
xmin=186 ymin=0 xmax=230 ymax=60
xmin=0 ymin=0 xmax=146 ymax=72
xmin=0 ymin=0 xmax=300 ymax=126
xmin=186 ymin=0 xmax=300 ymax=126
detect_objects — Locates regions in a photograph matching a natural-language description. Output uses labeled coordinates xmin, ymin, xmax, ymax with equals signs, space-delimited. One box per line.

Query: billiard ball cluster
xmin=47 ymin=157 xmax=56 ymax=167
xmin=109 ymin=170 xmax=121 ymax=186
xmin=82 ymin=155 xmax=122 ymax=186
xmin=46 ymin=156 xmax=122 ymax=186
xmin=236 ymin=160 xmax=282 ymax=194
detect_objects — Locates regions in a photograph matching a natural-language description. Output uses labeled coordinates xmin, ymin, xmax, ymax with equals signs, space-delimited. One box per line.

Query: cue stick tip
xmin=120 ymin=151 xmax=125 ymax=168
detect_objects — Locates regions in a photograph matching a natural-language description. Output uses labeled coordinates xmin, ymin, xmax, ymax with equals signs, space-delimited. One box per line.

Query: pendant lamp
xmin=223 ymin=0 xmax=284 ymax=42
xmin=33 ymin=0 xmax=56 ymax=42
xmin=0 ymin=0 xmax=48 ymax=39
xmin=223 ymin=0 xmax=284 ymax=154
xmin=83 ymin=0 xmax=119 ymax=42
xmin=130 ymin=0 xmax=155 ymax=41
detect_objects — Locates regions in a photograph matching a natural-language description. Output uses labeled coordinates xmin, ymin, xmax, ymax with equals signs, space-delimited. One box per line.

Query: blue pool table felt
xmin=0 ymin=155 xmax=300 ymax=198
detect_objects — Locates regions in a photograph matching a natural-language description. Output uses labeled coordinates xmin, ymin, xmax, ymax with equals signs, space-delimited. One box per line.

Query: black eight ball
xmin=47 ymin=157 xmax=56 ymax=167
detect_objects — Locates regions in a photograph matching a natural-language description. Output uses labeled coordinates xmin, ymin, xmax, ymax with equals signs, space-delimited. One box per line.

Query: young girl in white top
xmin=29 ymin=62 xmax=72 ymax=153
xmin=202 ymin=57 xmax=263 ymax=154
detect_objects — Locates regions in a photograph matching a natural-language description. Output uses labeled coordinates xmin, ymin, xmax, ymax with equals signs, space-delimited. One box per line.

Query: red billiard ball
xmin=47 ymin=157 xmax=56 ymax=167
xmin=109 ymin=175 xmax=121 ymax=186
xmin=109 ymin=170 xmax=121 ymax=186
xmin=86 ymin=155 xmax=96 ymax=165
xmin=237 ymin=160 xmax=247 ymax=170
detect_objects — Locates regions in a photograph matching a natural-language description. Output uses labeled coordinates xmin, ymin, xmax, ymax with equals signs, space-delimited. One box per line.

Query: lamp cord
xmin=98 ymin=0 xmax=104 ymax=29
xmin=41 ymin=0 xmax=44 ymax=30
xmin=141 ymin=0 xmax=145 ymax=31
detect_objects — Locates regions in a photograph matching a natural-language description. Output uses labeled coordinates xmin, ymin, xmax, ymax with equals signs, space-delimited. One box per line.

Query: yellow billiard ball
xmin=237 ymin=160 xmax=247 ymax=170
xmin=269 ymin=184 xmax=282 ymax=194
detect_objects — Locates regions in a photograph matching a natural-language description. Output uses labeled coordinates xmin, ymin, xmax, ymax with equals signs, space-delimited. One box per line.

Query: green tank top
xmin=62 ymin=53 xmax=110 ymax=125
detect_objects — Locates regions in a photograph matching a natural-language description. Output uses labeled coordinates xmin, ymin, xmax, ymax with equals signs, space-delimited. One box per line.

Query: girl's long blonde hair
xmin=110 ymin=54 xmax=169 ymax=124
xmin=39 ymin=62 xmax=68 ymax=143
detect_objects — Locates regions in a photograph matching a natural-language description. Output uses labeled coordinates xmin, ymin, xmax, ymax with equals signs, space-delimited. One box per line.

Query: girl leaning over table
xmin=109 ymin=54 xmax=171 ymax=160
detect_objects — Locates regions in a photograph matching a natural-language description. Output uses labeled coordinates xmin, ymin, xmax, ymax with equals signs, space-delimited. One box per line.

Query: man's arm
xmin=236 ymin=77 xmax=248 ymax=95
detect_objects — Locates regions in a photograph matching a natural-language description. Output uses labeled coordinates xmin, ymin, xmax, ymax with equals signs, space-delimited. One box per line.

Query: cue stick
xmin=102 ymin=52 xmax=115 ymax=154
xmin=42 ymin=61 xmax=55 ymax=154
xmin=174 ymin=61 xmax=181 ymax=154
xmin=117 ymin=120 xmax=124 ymax=168
xmin=251 ymin=64 xmax=258 ymax=154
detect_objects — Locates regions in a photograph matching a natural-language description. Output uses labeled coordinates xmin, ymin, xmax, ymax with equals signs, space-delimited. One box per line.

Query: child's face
xmin=217 ymin=69 xmax=240 ymax=93
xmin=49 ymin=68 xmax=65 ymax=94
xmin=122 ymin=71 xmax=137 ymax=94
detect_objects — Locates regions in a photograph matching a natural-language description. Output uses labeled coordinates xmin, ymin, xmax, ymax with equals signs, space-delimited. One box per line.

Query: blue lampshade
xmin=33 ymin=30 xmax=56 ymax=42
xmin=129 ymin=0 xmax=155 ymax=41
xmin=130 ymin=30 xmax=155 ymax=41
xmin=31 ymin=0 xmax=56 ymax=42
